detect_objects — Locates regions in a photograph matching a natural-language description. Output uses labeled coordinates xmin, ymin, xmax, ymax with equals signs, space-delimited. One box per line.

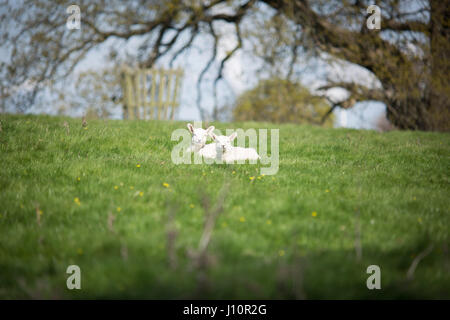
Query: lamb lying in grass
xmin=209 ymin=131 xmax=260 ymax=163
xmin=186 ymin=123 xmax=216 ymax=158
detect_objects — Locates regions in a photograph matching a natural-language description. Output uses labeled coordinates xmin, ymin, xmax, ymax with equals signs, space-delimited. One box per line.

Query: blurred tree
xmin=0 ymin=0 xmax=448 ymax=130
xmin=34 ymin=68 xmax=121 ymax=118
xmin=233 ymin=78 xmax=334 ymax=126
xmin=72 ymin=68 xmax=122 ymax=119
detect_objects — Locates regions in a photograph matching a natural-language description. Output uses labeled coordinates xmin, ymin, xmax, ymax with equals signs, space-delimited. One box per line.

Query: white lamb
xmin=186 ymin=123 xmax=214 ymax=152
xmin=186 ymin=123 xmax=217 ymax=159
xmin=209 ymin=132 xmax=260 ymax=163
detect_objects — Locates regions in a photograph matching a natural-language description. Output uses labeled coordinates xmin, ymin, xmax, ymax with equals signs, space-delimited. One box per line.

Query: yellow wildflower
xmin=266 ymin=219 xmax=272 ymax=225
xmin=162 ymin=182 xmax=170 ymax=188
xmin=189 ymin=204 xmax=195 ymax=208
xmin=117 ymin=207 xmax=122 ymax=212
xmin=136 ymin=164 xmax=141 ymax=168
xmin=249 ymin=176 xmax=255 ymax=181
xmin=114 ymin=185 xmax=119 ymax=190
xmin=312 ymin=211 xmax=317 ymax=217
xmin=240 ymin=217 xmax=245 ymax=222
xmin=279 ymin=250 xmax=285 ymax=257
xmin=139 ymin=192 xmax=144 ymax=197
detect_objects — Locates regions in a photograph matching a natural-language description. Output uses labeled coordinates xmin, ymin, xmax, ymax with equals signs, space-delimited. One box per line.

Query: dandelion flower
xmin=249 ymin=176 xmax=255 ymax=181
xmin=136 ymin=164 xmax=141 ymax=168
xmin=278 ymin=250 xmax=285 ymax=257
xmin=325 ymin=189 xmax=329 ymax=193
xmin=232 ymin=171 xmax=236 ymax=174
xmin=266 ymin=219 xmax=272 ymax=225
xmin=117 ymin=207 xmax=122 ymax=212
xmin=240 ymin=217 xmax=245 ymax=222
xmin=38 ymin=209 xmax=43 ymax=216
xmin=114 ymin=185 xmax=119 ymax=190
xmin=189 ymin=204 xmax=195 ymax=208
xmin=311 ymin=211 xmax=317 ymax=217
xmin=77 ymin=177 xmax=81 ymax=181
xmin=74 ymin=197 xmax=81 ymax=205
xmin=139 ymin=192 xmax=144 ymax=197
xmin=130 ymin=186 xmax=134 ymax=190
xmin=162 ymin=182 xmax=170 ymax=188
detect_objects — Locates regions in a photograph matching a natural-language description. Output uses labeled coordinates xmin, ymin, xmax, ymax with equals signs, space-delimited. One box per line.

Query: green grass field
xmin=0 ymin=114 xmax=449 ymax=299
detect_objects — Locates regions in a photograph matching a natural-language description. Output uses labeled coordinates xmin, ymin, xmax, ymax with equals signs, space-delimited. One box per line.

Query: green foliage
xmin=233 ymin=78 xmax=334 ymax=126
xmin=0 ymin=114 xmax=449 ymax=299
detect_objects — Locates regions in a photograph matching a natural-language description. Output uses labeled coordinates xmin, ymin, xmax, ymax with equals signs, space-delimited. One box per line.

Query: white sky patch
xmin=307 ymin=54 xmax=386 ymax=129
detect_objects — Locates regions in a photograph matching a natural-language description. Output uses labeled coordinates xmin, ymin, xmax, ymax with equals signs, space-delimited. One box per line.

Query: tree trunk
xmin=428 ymin=0 xmax=450 ymax=131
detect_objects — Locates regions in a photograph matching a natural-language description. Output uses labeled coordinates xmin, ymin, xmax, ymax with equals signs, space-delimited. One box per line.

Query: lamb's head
xmin=187 ymin=123 xmax=215 ymax=148
xmin=210 ymin=132 xmax=237 ymax=154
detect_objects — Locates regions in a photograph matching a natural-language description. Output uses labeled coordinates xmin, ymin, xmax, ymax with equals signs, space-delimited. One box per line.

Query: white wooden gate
xmin=120 ymin=66 xmax=183 ymax=120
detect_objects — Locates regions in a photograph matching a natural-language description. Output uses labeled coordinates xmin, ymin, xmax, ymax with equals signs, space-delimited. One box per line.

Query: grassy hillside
xmin=0 ymin=114 xmax=449 ymax=299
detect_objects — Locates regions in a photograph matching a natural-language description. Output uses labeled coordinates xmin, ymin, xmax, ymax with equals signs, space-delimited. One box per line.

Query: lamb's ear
xmin=229 ymin=132 xmax=238 ymax=141
xmin=209 ymin=132 xmax=217 ymax=141
xmin=206 ymin=126 xmax=215 ymax=134
xmin=187 ymin=123 xmax=194 ymax=134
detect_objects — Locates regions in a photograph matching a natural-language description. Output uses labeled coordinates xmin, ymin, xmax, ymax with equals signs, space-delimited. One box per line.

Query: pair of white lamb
xmin=187 ymin=123 xmax=260 ymax=163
